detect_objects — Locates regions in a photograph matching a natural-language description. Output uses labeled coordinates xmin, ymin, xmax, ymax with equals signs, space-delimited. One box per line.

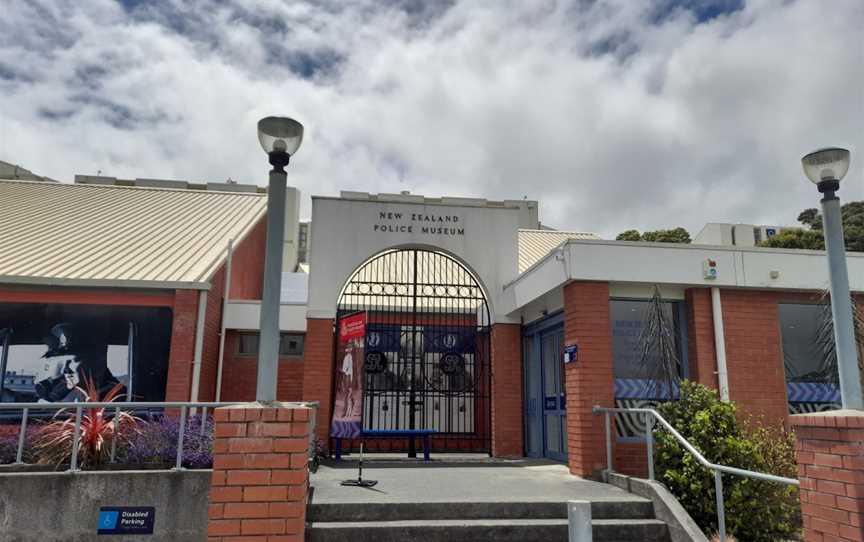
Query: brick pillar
xmin=302 ymin=318 xmax=335 ymax=445
xmin=208 ymin=404 xmax=311 ymax=542
xmin=684 ymin=288 xmax=719 ymax=390
xmin=165 ymin=289 xmax=201 ymax=402
xmin=791 ymin=411 xmax=864 ymax=542
xmin=564 ymin=281 xmax=614 ymax=478
xmin=491 ymin=323 xmax=523 ymax=457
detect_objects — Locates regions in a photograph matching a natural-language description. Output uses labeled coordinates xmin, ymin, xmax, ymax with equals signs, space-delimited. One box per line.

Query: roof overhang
xmin=0 ymin=275 xmax=210 ymax=291
xmin=504 ymin=239 xmax=864 ymax=316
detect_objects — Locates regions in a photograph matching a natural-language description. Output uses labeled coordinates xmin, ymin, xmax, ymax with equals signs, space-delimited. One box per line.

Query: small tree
xmin=616 ymin=229 xmax=642 ymax=241
xmin=761 ymin=200 xmax=864 ymax=252
xmin=615 ymin=227 xmax=692 ymax=243
xmin=655 ymin=381 xmax=800 ymax=541
xmin=810 ymin=290 xmax=864 ymax=389
xmin=642 ymin=227 xmax=691 ymax=244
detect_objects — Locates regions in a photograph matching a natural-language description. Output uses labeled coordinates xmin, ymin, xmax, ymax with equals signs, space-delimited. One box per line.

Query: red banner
xmin=330 ymin=312 xmax=366 ymax=438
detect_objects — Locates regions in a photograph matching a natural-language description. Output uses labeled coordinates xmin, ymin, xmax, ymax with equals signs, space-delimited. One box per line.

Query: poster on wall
xmin=0 ymin=303 xmax=173 ymax=404
xmin=330 ymin=312 xmax=366 ymax=438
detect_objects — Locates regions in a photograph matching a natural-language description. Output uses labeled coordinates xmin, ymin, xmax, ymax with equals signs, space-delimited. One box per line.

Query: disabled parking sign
xmin=98 ymin=507 xmax=155 ymax=535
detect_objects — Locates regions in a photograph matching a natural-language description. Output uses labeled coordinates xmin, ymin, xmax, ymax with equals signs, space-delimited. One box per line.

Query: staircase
xmin=306 ymin=498 xmax=670 ymax=542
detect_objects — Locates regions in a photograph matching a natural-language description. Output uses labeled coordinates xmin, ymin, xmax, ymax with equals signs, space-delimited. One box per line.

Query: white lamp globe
xmin=257 ymin=116 xmax=304 ymax=155
xmin=801 ymin=147 xmax=850 ymax=184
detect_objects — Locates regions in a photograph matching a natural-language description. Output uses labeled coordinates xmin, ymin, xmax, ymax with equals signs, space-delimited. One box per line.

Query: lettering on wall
xmin=373 ymin=212 xmax=465 ymax=236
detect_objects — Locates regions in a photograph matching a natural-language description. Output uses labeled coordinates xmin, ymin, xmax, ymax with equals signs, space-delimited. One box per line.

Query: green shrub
xmin=654 ymin=381 xmax=801 ymax=541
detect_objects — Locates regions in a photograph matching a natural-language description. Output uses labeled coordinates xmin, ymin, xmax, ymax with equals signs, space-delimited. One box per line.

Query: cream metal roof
xmin=518 ymin=229 xmax=600 ymax=272
xmin=0 ymin=179 xmax=267 ymax=289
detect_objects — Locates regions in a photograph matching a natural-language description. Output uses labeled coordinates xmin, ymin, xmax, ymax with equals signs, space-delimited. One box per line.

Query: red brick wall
xmin=491 ymin=323 xmax=523 ymax=457
xmin=682 ymin=288 xmax=834 ymax=429
xmin=302 ymin=318 xmax=335 ymax=444
xmin=198 ymin=265 xmax=226 ymax=402
xmin=208 ymin=405 xmax=311 ymax=542
xmin=229 ymin=218 xmax=267 ymax=301
xmin=219 ymin=331 xmax=304 ymax=402
xmin=685 ymin=288 xmax=719 ymax=389
xmin=616 ymin=441 xmax=648 ymax=478
xmin=715 ymin=290 xmax=788 ymax=424
xmin=791 ymin=411 xmax=864 ymax=542
xmin=166 ymin=289 xmax=200 ymax=402
xmin=564 ymin=281 xmax=615 ymax=478
xmin=184 ymin=215 xmax=267 ymax=402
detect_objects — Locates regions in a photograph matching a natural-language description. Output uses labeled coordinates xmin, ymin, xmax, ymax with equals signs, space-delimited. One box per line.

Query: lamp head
xmin=802 ymin=148 xmax=850 ymax=193
xmin=257 ymin=116 xmax=304 ymax=156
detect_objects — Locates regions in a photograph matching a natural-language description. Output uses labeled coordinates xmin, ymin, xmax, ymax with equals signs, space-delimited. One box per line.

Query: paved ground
xmin=310 ymin=458 xmax=646 ymax=504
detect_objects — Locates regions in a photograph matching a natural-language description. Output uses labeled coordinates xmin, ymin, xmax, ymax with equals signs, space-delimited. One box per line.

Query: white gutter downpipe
xmin=190 ymin=290 xmax=208 ymax=404
xmin=215 ymin=240 xmax=234 ymax=401
xmin=711 ymin=287 xmax=730 ymax=402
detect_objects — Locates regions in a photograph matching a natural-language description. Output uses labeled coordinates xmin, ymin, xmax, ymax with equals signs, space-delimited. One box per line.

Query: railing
xmin=0 ymin=401 xmax=319 ymax=473
xmin=593 ymin=406 xmax=798 ymax=542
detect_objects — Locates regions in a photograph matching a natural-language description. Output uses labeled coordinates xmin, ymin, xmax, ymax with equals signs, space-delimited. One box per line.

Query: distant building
xmin=298 ymin=221 xmax=311 ymax=265
xmin=2 ymin=370 xmax=34 ymax=390
xmin=0 ymin=160 xmax=57 ymax=182
xmin=1 ymin=370 xmax=36 ymax=402
xmin=693 ymin=222 xmax=792 ymax=247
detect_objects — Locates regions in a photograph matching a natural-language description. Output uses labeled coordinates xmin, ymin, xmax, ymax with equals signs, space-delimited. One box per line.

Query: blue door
xmin=524 ymin=318 xmax=567 ymax=462
xmin=540 ymin=329 xmax=567 ymax=461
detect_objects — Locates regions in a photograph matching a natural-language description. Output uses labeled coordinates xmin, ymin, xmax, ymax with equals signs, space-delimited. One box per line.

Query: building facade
xmin=1 ymin=177 xmax=862 ymax=479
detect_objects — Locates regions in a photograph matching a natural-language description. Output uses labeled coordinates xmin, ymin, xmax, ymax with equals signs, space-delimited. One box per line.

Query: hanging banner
xmin=330 ymin=312 xmax=366 ymax=438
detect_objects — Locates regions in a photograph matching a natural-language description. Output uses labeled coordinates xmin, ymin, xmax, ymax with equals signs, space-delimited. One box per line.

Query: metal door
xmin=337 ymin=249 xmax=492 ymax=453
xmin=540 ymin=328 xmax=567 ymax=461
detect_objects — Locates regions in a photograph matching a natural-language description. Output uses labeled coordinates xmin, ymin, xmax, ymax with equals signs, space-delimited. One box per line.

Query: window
xmin=610 ymin=298 xmax=687 ymax=440
xmin=609 ymin=299 xmax=685 ymax=381
xmin=238 ymin=334 xmax=259 ymax=355
xmin=237 ymin=333 xmax=304 ymax=357
xmin=279 ymin=334 xmax=304 ymax=356
xmin=779 ymin=304 xmax=836 ymax=384
xmin=779 ymin=303 xmax=840 ymax=413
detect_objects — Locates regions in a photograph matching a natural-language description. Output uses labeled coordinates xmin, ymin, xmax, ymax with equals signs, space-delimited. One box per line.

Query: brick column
xmin=564 ymin=281 xmax=615 ymax=478
xmin=721 ymin=290 xmax=788 ymax=424
xmin=165 ymin=290 xmax=201 ymax=401
xmin=302 ymin=318 xmax=335 ymax=446
xmin=208 ymin=403 xmax=311 ymax=542
xmin=684 ymin=288 xmax=719 ymax=390
xmin=491 ymin=323 xmax=523 ymax=457
xmin=790 ymin=411 xmax=864 ymax=542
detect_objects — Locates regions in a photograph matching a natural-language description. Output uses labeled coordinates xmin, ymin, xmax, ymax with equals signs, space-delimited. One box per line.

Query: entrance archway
xmin=336 ymin=248 xmax=492 ymax=453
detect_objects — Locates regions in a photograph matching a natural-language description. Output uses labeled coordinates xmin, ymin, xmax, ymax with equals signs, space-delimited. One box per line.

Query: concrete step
xmin=308 ymin=499 xmax=655 ymax=522
xmin=307 ymin=518 xmax=670 ymax=542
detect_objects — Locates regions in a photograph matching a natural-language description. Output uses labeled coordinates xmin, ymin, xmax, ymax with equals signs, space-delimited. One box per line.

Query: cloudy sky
xmin=1 ymin=0 xmax=862 ymax=238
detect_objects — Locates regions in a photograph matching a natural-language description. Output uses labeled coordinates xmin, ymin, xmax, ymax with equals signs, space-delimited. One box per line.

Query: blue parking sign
xmin=98 ymin=511 xmax=119 ymax=530
xmin=97 ymin=507 xmax=155 ymax=535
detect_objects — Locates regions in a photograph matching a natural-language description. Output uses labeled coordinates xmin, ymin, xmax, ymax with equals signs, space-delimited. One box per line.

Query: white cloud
xmin=0 ymin=0 xmax=861 ymax=238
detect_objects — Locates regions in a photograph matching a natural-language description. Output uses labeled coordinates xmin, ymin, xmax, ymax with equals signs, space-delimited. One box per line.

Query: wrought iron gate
xmin=336 ymin=248 xmax=492 ymax=453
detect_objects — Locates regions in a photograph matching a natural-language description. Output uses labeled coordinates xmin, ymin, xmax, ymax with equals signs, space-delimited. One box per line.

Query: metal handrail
xmin=593 ymin=406 xmax=798 ymax=542
xmin=1 ymin=400 xmax=318 ymax=473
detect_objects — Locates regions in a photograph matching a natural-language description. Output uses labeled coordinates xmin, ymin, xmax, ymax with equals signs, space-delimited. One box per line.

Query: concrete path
xmin=310 ymin=459 xmax=646 ymax=504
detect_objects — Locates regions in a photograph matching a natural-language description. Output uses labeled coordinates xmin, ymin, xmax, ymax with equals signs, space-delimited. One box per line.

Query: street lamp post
xmin=802 ymin=147 xmax=862 ymax=410
xmin=256 ymin=116 xmax=304 ymax=402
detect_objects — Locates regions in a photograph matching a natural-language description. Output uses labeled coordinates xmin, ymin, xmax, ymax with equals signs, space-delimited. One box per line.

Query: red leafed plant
xmin=32 ymin=376 xmax=139 ymax=468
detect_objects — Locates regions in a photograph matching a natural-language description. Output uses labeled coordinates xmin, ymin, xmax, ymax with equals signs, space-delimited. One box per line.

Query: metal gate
xmin=336 ymin=248 xmax=492 ymax=453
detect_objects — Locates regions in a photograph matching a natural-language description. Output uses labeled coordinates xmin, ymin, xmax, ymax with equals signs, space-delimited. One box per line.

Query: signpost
xmin=564 ymin=344 xmax=578 ymax=364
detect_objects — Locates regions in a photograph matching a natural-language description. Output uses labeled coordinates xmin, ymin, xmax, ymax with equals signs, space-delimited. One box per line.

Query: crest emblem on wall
xmin=442 ymin=333 xmax=458 ymax=349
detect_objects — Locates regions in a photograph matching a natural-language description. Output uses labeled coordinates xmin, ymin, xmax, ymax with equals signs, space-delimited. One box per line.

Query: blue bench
xmin=334 ymin=429 xmax=437 ymax=461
